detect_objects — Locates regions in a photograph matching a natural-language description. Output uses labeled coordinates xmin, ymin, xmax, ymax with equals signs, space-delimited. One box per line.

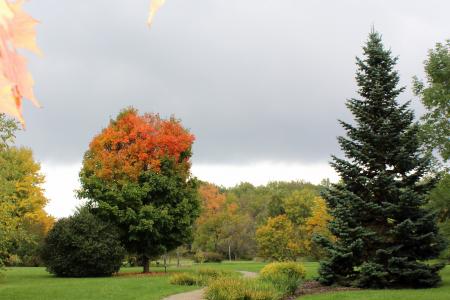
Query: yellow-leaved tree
xmin=305 ymin=197 xmax=334 ymax=259
xmin=0 ymin=114 xmax=54 ymax=267
xmin=255 ymin=215 xmax=302 ymax=261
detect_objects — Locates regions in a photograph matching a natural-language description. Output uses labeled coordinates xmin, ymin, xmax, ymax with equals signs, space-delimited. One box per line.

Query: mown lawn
xmin=0 ymin=262 xmax=448 ymax=300
xmin=0 ymin=267 xmax=196 ymax=300
xmin=193 ymin=261 xmax=318 ymax=278
xmin=0 ymin=261 xmax=266 ymax=300
xmin=298 ymin=265 xmax=450 ymax=300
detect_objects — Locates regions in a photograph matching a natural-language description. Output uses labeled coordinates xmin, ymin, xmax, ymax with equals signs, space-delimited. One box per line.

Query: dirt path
xmin=238 ymin=271 xmax=258 ymax=279
xmin=162 ymin=288 xmax=206 ymax=300
xmin=162 ymin=271 xmax=258 ymax=300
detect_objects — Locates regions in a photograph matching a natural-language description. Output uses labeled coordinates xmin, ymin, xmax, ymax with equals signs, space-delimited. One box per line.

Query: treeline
xmin=191 ymin=180 xmax=332 ymax=261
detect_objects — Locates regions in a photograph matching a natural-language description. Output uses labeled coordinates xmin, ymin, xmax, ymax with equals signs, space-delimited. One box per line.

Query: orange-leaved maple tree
xmin=198 ymin=183 xmax=227 ymax=215
xmin=83 ymin=108 xmax=195 ymax=182
xmin=79 ymin=108 xmax=199 ymax=273
xmin=0 ymin=0 xmax=40 ymax=126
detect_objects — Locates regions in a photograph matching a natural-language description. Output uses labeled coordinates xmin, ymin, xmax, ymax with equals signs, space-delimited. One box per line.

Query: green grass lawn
xmin=0 ymin=261 xmax=265 ymax=300
xmin=0 ymin=267 xmax=196 ymax=300
xmin=0 ymin=262 xmax=448 ymax=300
xmin=298 ymin=265 xmax=450 ymax=300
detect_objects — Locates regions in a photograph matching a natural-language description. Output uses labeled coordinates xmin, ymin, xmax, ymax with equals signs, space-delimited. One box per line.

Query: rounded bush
xmin=41 ymin=209 xmax=125 ymax=277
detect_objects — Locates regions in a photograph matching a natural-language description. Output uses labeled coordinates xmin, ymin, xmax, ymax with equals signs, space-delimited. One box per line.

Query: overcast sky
xmin=14 ymin=0 xmax=450 ymax=217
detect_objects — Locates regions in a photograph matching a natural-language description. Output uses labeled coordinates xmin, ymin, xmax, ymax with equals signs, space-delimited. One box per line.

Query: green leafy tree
xmin=78 ymin=109 xmax=200 ymax=273
xmin=413 ymin=40 xmax=450 ymax=262
xmin=428 ymin=174 xmax=450 ymax=223
xmin=193 ymin=210 xmax=225 ymax=253
xmin=0 ymin=113 xmax=18 ymax=150
xmin=316 ymin=31 xmax=446 ymax=288
xmin=216 ymin=213 xmax=256 ymax=260
xmin=427 ymin=174 xmax=450 ymax=261
xmin=413 ymin=40 xmax=449 ymax=163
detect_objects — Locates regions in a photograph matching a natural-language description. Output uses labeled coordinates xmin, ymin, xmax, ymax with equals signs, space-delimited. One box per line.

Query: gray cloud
xmin=16 ymin=0 xmax=450 ymax=165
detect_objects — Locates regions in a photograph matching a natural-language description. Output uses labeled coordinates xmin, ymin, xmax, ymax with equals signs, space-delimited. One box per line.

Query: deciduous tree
xmin=282 ymin=188 xmax=317 ymax=226
xmin=413 ymin=40 xmax=449 ymax=163
xmin=305 ymin=197 xmax=333 ymax=259
xmin=0 ymin=114 xmax=53 ymax=267
xmin=78 ymin=108 xmax=200 ymax=273
xmin=256 ymin=215 xmax=301 ymax=261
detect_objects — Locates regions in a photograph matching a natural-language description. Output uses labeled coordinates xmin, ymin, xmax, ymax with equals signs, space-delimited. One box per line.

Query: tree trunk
xmin=177 ymin=249 xmax=180 ymax=268
xmin=228 ymin=244 xmax=232 ymax=262
xmin=163 ymin=254 xmax=167 ymax=273
xmin=142 ymin=256 xmax=150 ymax=273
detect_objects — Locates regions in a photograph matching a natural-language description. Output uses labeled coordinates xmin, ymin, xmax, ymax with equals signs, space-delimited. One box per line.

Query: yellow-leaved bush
xmin=205 ymin=277 xmax=280 ymax=300
xmin=259 ymin=262 xmax=306 ymax=295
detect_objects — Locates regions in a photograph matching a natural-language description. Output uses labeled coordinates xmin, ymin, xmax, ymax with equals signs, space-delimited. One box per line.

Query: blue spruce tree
xmin=316 ymin=31 xmax=446 ymax=288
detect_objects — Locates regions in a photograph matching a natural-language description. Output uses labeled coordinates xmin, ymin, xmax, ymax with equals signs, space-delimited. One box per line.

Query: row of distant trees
xmin=191 ymin=181 xmax=333 ymax=261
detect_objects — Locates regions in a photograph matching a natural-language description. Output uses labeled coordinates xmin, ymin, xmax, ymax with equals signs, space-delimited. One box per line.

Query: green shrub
xmin=259 ymin=262 xmax=306 ymax=295
xmin=169 ymin=273 xmax=197 ymax=285
xmin=194 ymin=251 xmax=223 ymax=263
xmin=205 ymin=277 xmax=281 ymax=300
xmin=41 ymin=209 xmax=125 ymax=277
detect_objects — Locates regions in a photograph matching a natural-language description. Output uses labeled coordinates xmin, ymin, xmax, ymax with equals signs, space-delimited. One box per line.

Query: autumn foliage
xmin=1 ymin=114 xmax=54 ymax=267
xmin=0 ymin=0 xmax=40 ymax=125
xmin=147 ymin=0 xmax=166 ymax=27
xmin=79 ymin=108 xmax=199 ymax=273
xmin=83 ymin=108 xmax=195 ymax=182
xmin=0 ymin=0 xmax=165 ymax=125
xmin=198 ymin=183 xmax=227 ymax=215
xmin=256 ymin=215 xmax=301 ymax=261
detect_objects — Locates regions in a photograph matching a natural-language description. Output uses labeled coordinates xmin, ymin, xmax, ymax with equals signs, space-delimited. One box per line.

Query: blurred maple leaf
xmin=148 ymin=0 xmax=166 ymax=27
xmin=0 ymin=0 xmax=40 ymax=126
xmin=0 ymin=0 xmax=166 ymax=126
